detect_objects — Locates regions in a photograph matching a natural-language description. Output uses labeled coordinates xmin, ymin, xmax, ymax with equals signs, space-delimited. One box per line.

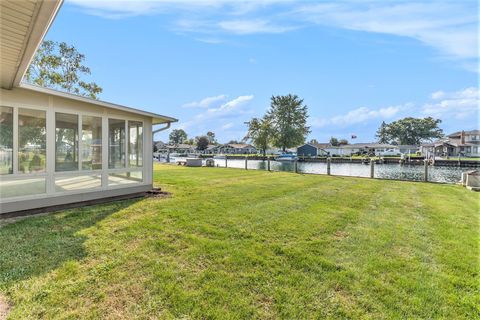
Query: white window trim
xmin=1 ymin=103 xmax=148 ymax=202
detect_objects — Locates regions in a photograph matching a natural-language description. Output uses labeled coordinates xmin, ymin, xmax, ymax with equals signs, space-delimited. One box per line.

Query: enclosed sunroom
xmin=0 ymin=0 xmax=177 ymax=214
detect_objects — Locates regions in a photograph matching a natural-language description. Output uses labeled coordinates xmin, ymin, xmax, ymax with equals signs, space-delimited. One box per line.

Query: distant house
xmin=167 ymin=144 xmax=196 ymax=154
xmin=341 ymin=143 xmax=400 ymax=156
xmin=322 ymin=143 xmax=400 ymax=156
xmin=297 ymin=143 xmax=330 ymax=157
xmin=217 ymin=143 xmax=257 ymax=154
xmin=203 ymin=144 xmax=220 ymax=154
xmin=154 ymin=141 xmax=168 ymax=153
xmin=397 ymin=145 xmax=420 ymax=154
xmin=421 ymin=130 xmax=480 ymax=158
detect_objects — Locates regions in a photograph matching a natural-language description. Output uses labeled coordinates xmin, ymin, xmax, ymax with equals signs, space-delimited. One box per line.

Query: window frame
xmin=1 ymin=102 xmax=147 ymax=202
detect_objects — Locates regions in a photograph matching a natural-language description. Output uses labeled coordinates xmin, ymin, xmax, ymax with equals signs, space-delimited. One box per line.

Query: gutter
xmin=153 ymin=122 xmax=172 ymax=136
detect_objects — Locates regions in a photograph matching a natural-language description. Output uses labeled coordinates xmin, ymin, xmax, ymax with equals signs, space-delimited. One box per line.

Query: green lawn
xmin=0 ymin=165 xmax=479 ymax=319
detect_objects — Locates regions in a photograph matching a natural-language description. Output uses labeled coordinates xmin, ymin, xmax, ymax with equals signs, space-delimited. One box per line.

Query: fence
xmin=220 ymin=156 xmax=440 ymax=183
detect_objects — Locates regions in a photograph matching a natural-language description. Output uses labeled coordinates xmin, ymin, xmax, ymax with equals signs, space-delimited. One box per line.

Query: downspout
xmin=152 ymin=121 xmax=172 ymax=164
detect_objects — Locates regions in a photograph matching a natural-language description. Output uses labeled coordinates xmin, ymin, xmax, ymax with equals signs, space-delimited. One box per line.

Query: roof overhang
xmin=20 ymin=83 xmax=178 ymax=124
xmin=1 ymin=0 xmax=63 ymax=89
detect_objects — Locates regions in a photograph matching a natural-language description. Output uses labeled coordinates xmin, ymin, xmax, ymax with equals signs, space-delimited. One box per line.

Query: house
xmin=397 ymin=145 xmax=420 ymax=155
xmin=324 ymin=143 xmax=399 ymax=156
xmin=217 ymin=143 xmax=257 ymax=154
xmin=154 ymin=141 xmax=168 ymax=153
xmin=166 ymin=144 xmax=196 ymax=154
xmin=297 ymin=143 xmax=330 ymax=157
xmin=0 ymin=0 xmax=177 ymax=215
xmin=203 ymin=144 xmax=220 ymax=154
xmin=421 ymin=130 xmax=480 ymax=158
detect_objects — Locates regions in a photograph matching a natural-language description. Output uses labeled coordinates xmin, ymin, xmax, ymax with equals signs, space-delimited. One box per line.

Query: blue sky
xmin=45 ymin=0 xmax=479 ymax=143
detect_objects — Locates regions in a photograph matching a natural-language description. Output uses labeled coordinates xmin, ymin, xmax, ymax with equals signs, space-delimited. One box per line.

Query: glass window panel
xmin=0 ymin=176 xmax=46 ymax=199
xmin=56 ymin=113 xmax=79 ymax=172
xmin=55 ymin=174 xmax=102 ymax=192
xmin=109 ymin=119 xmax=125 ymax=168
xmin=18 ymin=108 xmax=46 ymax=174
xmin=128 ymin=121 xmax=143 ymax=167
xmin=0 ymin=106 xmax=13 ymax=175
xmin=108 ymin=171 xmax=143 ymax=186
xmin=82 ymin=116 xmax=102 ymax=170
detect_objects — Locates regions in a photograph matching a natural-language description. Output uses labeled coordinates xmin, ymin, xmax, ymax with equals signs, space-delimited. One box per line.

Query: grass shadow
xmin=0 ymin=199 xmax=141 ymax=290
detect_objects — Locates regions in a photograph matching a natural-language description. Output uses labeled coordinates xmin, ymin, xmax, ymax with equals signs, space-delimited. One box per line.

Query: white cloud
xmin=431 ymin=91 xmax=445 ymax=100
xmin=68 ymin=0 xmax=478 ymax=70
xmin=312 ymin=104 xmax=405 ymax=128
xmin=67 ymin=0 xmax=290 ymax=18
xmin=295 ymin=2 xmax=478 ymax=60
xmin=218 ymin=19 xmax=296 ymax=34
xmin=180 ymin=94 xmax=254 ymax=131
xmin=422 ymin=87 xmax=479 ymax=119
xmin=221 ymin=122 xmax=234 ymax=129
xmin=182 ymin=94 xmax=227 ymax=108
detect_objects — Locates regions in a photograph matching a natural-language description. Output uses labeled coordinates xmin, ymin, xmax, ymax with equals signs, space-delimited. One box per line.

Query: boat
xmin=274 ymin=154 xmax=298 ymax=161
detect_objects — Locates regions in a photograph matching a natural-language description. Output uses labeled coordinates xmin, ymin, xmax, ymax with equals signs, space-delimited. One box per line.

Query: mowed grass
xmin=0 ymin=165 xmax=479 ymax=319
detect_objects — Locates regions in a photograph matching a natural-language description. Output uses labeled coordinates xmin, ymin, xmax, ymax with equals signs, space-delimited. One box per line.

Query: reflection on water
xmin=164 ymin=157 xmax=474 ymax=184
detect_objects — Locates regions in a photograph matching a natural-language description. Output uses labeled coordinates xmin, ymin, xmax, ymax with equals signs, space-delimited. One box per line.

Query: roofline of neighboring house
xmin=19 ymin=83 xmax=178 ymax=124
xmin=10 ymin=0 xmax=64 ymax=89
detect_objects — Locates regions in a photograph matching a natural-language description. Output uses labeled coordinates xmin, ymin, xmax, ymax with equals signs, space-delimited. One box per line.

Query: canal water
xmin=165 ymin=157 xmax=476 ymax=184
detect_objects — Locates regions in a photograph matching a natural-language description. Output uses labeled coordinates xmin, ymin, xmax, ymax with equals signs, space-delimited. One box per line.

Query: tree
xmin=309 ymin=139 xmax=318 ymax=145
xmin=196 ymin=136 xmax=209 ymax=151
xmin=376 ymin=117 xmax=444 ymax=145
xmin=376 ymin=121 xmax=389 ymax=144
xmin=338 ymin=139 xmax=349 ymax=146
xmin=206 ymin=131 xmax=216 ymax=144
xmin=329 ymin=137 xmax=339 ymax=146
xmin=169 ymin=129 xmax=188 ymax=145
xmin=245 ymin=117 xmax=272 ymax=156
xmin=228 ymin=140 xmax=240 ymax=144
xmin=25 ymin=40 xmax=102 ymax=99
xmin=266 ymin=94 xmax=310 ymax=151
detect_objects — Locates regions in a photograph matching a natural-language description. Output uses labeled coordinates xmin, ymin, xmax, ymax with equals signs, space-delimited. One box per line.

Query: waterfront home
xmin=421 ymin=130 xmax=480 ymax=158
xmin=154 ymin=141 xmax=168 ymax=152
xmin=327 ymin=143 xmax=399 ymax=156
xmin=203 ymin=144 xmax=220 ymax=154
xmin=0 ymin=0 xmax=177 ymax=214
xmin=167 ymin=144 xmax=196 ymax=155
xmin=297 ymin=143 xmax=330 ymax=157
xmin=217 ymin=143 xmax=257 ymax=154
xmin=397 ymin=145 xmax=420 ymax=154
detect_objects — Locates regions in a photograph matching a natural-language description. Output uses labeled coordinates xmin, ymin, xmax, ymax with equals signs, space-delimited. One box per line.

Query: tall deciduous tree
xmin=169 ymin=129 xmax=188 ymax=144
xmin=245 ymin=117 xmax=272 ymax=156
xmin=376 ymin=117 xmax=444 ymax=145
xmin=25 ymin=40 xmax=102 ymax=99
xmin=266 ymin=94 xmax=310 ymax=151
xmin=206 ymin=131 xmax=216 ymax=144
xmin=196 ymin=136 xmax=209 ymax=151
xmin=329 ymin=137 xmax=339 ymax=146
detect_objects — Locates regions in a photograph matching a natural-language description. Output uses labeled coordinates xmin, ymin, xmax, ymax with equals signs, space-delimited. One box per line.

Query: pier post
xmin=370 ymin=159 xmax=375 ymax=178
xmin=294 ymin=159 xmax=298 ymax=173
xmin=327 ymin=157 xmax=331 ymax=175
xmin=267 ymin=157 xmax=271 ymax=171
xmin=245 ymin=156 xmax=248 ymax=170
xmin=424 ymin=160 xmax=428 ymax=182
xmin=225 ymin=155 xmax=228 ymax=168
